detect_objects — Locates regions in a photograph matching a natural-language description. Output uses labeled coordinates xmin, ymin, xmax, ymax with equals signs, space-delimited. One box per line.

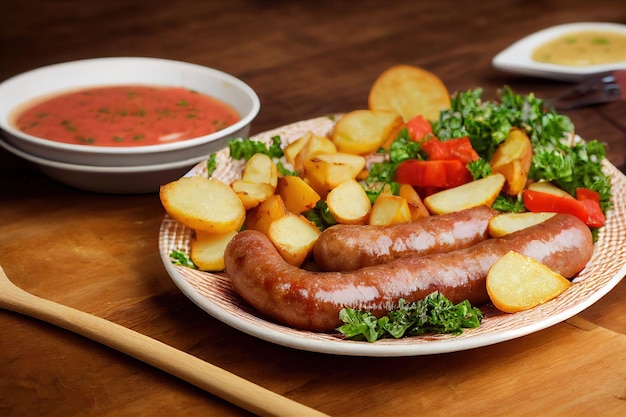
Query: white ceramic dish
xmin=492 ymin=22 xmax=626 ymax=81
xmin=158 ymin=116 xmax=626 ymax=357
xmin=0 ymin=57 xmax=260 ymax=167
xmin=0 ymin=135 xmax=204 ymax=194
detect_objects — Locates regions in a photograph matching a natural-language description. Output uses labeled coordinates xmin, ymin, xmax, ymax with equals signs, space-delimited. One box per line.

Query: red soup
xmin=13 ymin=85 xmax=240 ymax=147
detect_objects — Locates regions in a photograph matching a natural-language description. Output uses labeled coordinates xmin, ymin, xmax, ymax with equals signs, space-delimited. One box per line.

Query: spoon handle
xmin=0 ymin=267 xmax=328 ymax=417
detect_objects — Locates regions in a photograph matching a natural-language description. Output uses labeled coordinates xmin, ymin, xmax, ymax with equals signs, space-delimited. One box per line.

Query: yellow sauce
xmin=532 ymin=30 xmax=626 ymax=66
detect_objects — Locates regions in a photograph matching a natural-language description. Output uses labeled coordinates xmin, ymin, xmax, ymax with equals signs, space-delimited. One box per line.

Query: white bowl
xmin=0 ymin=57 xmax=260 ymax=167
xmin=0 ymin=134 xmax=204 ymax=194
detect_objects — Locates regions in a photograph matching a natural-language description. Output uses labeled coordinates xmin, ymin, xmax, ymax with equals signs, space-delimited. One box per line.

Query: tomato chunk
xmin=575 ymin=187 xmax=600 ymax=203
xmin=575 ymin=188 xmax=606 ymax=228
xmin=406 ymin=115 xmax=433 ymax=141
xmin=395 ymin=159 xmax=473 ymax=189
xmin=420 ymin=137 xmax=480 ymax=165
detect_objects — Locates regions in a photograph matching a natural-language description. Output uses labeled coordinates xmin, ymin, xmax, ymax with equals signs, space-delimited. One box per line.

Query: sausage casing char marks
xmin=224 ymin=214 xmax=594 ymax=332
xmin=313 ymin=205 xmax=498 ymax=271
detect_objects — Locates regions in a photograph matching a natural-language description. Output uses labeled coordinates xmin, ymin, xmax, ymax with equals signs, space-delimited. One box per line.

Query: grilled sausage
xmin=313 ymin=205 xmax=498 ymax=271
xmin=224 ymin=214 xmax=593 ymax=332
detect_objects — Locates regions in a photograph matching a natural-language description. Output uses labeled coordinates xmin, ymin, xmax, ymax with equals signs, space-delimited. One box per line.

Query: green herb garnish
xmin=388 ymin=127 xmax=421 ymax=162
xmin=466 ymin=158 xmax=492 ymax=180
xmin=206 ymin=153 xmax=217 ymax=177
xmin=364 ymin=127 xmax=420 ymax=200
xmin=492 ymin=194 xmax=526 ymax=213
xmin=303 ymin=200 xmax=337 ymax=231
xmin=169 ymin=250 xmax=196 ymax=268
xmin=430 ymin=86 xmax=611 ymax=211
xmin=61 ymin=120 xmax=77 ymax=132
xmin=229 ymin=135 xmax=284 ymax=161
xmin=337 ymin=292 xmax=483 ymax=342
xmin=276 ymin=161 xmax=298 ymax=177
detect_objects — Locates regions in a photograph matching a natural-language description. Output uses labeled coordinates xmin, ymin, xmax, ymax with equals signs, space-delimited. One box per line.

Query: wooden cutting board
xmin=292 ymin=317 xmax=626 ymax=417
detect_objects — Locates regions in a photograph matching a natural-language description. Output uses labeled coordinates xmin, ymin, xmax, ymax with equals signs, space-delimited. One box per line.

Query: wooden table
xmin=1 ymin=1 xmax=625 ymax=416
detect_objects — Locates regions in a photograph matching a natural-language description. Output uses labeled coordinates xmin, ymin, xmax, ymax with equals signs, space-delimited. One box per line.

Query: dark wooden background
xmin=2 ymin=1 xmax=625 ymax=170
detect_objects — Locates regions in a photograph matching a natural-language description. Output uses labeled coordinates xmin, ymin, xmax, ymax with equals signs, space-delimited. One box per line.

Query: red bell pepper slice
xmin=578 ymin=200 xmax=606 ymax=228
xmin=575 ymin=188 xmax=606 ymax=228
xmin=575 ymin=187 xmax=600 ymax=203
xmin=406 ymin=115 xmax=433 ymax=142
xmin=395 ymin=159 xmax=473 ymax=189
xmin=420 ymin=137 xmax=480 ymax=165
xmin=522 ymin=188 xmax=605 ymax=228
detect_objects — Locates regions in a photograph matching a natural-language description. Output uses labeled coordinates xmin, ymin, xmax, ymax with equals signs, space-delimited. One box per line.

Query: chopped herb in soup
xmin=532 ymin=30 xmax=626 ymax=66
xmin=13 ymin=85 xmax=240 ymax=146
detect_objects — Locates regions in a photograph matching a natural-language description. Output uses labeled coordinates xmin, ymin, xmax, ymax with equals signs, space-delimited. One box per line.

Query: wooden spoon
xmin=0 ymin=266 xmax=329 ymax=417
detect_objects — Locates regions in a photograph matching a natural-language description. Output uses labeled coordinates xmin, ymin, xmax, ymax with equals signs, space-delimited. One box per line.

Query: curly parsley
xmin=169 ymin=250 xmax=196 ymax=268
xmin=337 ymin=292 xmax=483 ymax=342
xmin=229 ymin=135 xmax=284 ymax=161
xmin=433 ymin=86 xmax=611 ymax=211
xmin=364 ymin=127 xmax=420 ymax=202
xmin=206 ymin=153 xmax=217 ymax=177
xmin=303 ymin=200 xmax=337 ymax=231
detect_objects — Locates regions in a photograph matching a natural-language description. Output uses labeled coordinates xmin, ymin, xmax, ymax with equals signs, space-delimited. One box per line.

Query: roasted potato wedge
xmin=398 ymin=184 xmax=430 ymax=221
xmin=369 ymin=194 xmax=412 ymax=225
xmin=488 ymin=212 xmax=556 ymax=237
xmin=276 ymin=175 xmax=321 ymax=214
xmin=231 ymin=180 xmax=275 ymax=210
xmin=160 ymin=176 xmax=245 ymax=233
xmin=331 ymin=109 xmax=403 ymax=155
xmin=423 ymin=173 xmax=506 ymax=215
xmin=303 ymin=152 xmax=366 ymax=197
xmin=326 ymin=179 xmax=371 ymax=225
xmin=267 ymin=213 xmax=321 ymax=266
xmin=527 ymin=181 xmax=574 ymax=199
xmin=284 ymin=132 xmax=312 ymax=167
xmin=241 ymin=153 xmax=278 ymax=187
xmin=246 ymin=194 xmax=288 ymax=236
xmin=487 ymin=250 xmax=572 ymax=313
xmin=368 ymin=64 xmax=451 ymax=122
xmin=190 ymin=230 xmax=238 ymax=271
xmin=293 ymin=133 xmax=337 ymax=172
xmin=490 ymin=128 xmax=533 ymax=195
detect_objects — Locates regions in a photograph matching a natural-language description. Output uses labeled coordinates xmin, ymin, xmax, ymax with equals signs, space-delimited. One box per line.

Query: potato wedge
xmin=276 ymin=175 xmax=321 ymax=214
xmin=190 ymin=230 xmax=238 ymax=271
xmin=488 ymin=212 xmax=556 ymax=237
xmin=303 ymin=152 xmax=366 ymax=197
xmin=284 ymin=132 xmax=312 ymax=167
xmin=486 ymin=250 xmax=572 ymax=313
xmin=368 ymin=64 xmax=451 ymax=122
xmin=241 ymin=153 xmax=278 ymax=187
xmin=376 ymin=182 xmax=397 ymax=197
xmin=331 ymin=109 xmax=404 ymax=155
xmin=246 ymin=194 xmax=288 ymax=236
xmin=527 ymin=181 xmax=574 ymax=199
xmin=490 ymin=128 xmax=533 ymax=195
xmin=267 ymin=213 xmax=321 ymax=266
xmin=160 ymin=176 xmax=245 ymax=233
xmin=369 ymin=194 xmax=412 ymax=225
xmin=423 ymin=173 xmax=506 ymax=215
xmin=293 ymin=133 xmax=337 ymax=172
xmin=231 ymin=180 xmax=275 ymax=210
xmin=326 ymin=179 xmax=371 ymax=225
xmin=398 ymin=184 xmax=430 ymax=221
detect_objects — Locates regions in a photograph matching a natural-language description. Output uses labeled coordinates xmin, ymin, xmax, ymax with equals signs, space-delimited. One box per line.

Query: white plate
xmin=492 ymin=22 xmax=626 ymax=81
xmin=158 ymin=116 xmax=626 ymax=357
